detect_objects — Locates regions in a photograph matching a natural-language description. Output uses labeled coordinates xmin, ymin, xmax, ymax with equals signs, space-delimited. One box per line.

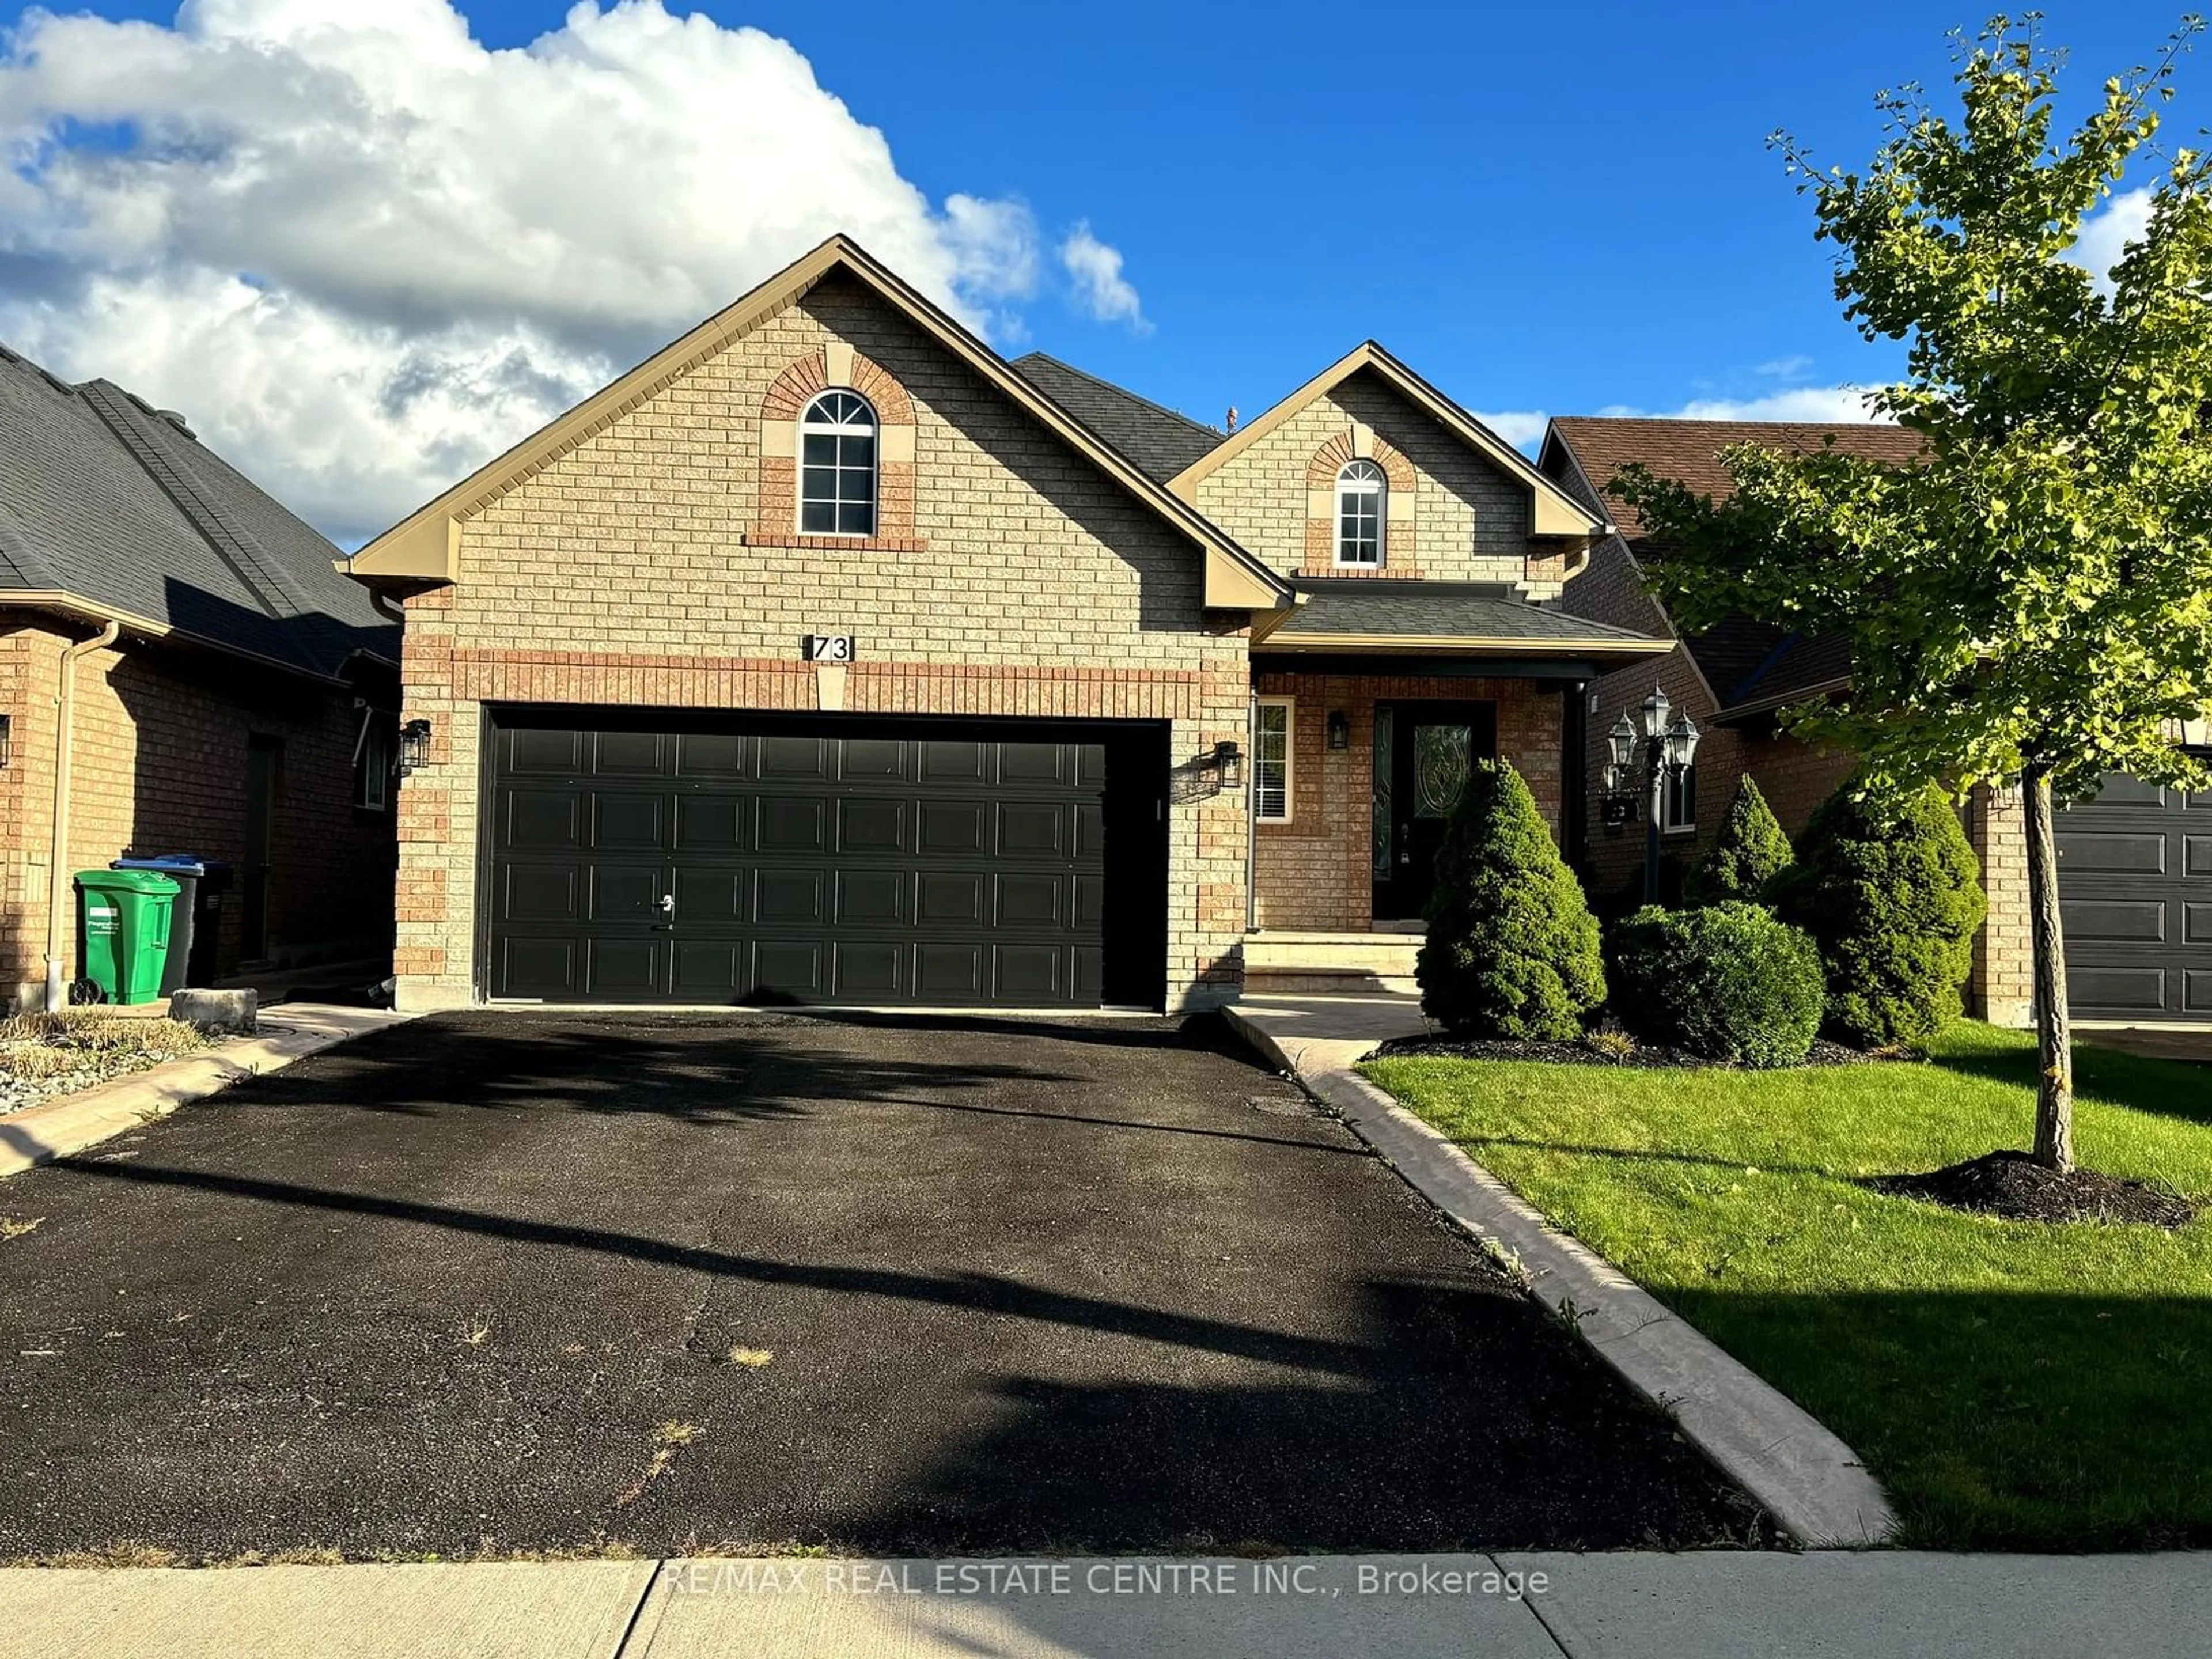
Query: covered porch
xmin=1240 ymin=582 xmax=1669 ymax=993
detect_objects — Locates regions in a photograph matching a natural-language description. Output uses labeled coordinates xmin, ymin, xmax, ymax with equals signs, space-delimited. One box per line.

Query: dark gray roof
xmin=1009 ymin=352 xmax=1222 ymax=483
xmin=1263 ymin=582 xmax=1669 ymax=649
xmin=0 ymin=344 xmax=395 ymax=679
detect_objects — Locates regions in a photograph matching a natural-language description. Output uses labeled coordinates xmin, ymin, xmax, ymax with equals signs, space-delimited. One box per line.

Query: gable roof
xmin=1255 ymin=581 xmax=1671 ymax=660
xmin=1009 ymin=353 xmax=1222 ymax=483
xmin=0 ymin=344 xmax=396 ymax=680
xmin=347 ymin=236 xmax=1289 ymax=611
xmin=1168 ymin=341 xmax=1607 ymax=540
xmin=1545 ymin=415 xmax=1925 ymax=714
xmin=1543 ymin=415 xmax=1926 ymax=555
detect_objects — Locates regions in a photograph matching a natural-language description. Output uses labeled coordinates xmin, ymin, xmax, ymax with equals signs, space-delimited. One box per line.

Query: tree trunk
xmin=2021 ymin=769 xmax=2075 ymax=1172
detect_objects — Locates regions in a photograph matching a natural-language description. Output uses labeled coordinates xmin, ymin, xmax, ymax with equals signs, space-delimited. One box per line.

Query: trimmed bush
xmin=1684 ymin=777 xmax=1794 ymax=906
xmin=1417 ymin=760 xmax=1606 ymax=1040
xmin=1773 ymin=779 xmax=1987 ymax=1048
xmin=1607 ymin=902 xmax=1826 ymax=1067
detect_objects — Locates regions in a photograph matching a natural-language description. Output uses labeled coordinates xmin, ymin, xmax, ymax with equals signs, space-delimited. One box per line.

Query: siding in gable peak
xmin=1192 ymin=370 xmax=1557 ymax=595
xmin=453 ymin=271 xmax=1225 ymax=669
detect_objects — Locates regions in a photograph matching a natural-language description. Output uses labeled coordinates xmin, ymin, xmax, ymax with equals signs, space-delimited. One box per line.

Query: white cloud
xmin=1752 ymin=354 xmax=1813 ymax=381
xmin=0 ymin=0 xmax=1100 ymax=540
xmin=1599 ymin=386 xmax=1888 ymax=424
xmin=2066 ymin=187 xmax=2154 ymax=292
xmin=1468 ymin=409 xmax=1550 ymax=450
xmin=1057 ymin=222 xmax=1147 ymax=332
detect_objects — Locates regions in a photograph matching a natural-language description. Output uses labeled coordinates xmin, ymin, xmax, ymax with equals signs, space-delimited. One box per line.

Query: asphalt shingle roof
xmin=1009 ymin=353 xmax=1224 ymax=483
xmin=0 ymin=343 xmax=395 ymax=679
xmin=1264 ymin=583 xmax=1666 ymax=649
xmin=1548 ymin=416 xmax=1925 ymax=710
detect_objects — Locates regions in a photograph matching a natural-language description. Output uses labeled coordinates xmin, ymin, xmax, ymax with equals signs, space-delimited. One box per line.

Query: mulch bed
xmin=1872 ymin=1150 xmax=2197 ymax=1229
xmin=1372 ymin=1032 xmax=1891 ymax=1070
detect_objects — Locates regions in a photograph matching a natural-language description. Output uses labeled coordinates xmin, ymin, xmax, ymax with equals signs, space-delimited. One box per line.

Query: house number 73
xmin=803 ymin=635 xmax=855 ymax=662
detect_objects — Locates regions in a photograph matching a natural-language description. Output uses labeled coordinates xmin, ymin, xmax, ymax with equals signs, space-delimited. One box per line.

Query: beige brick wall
xmin=396 ymin=270 xmax=1251 ymax=1010
xmin=1194 ymin=370 xmax=1566 ymax=597
xmin=1250 ymin=671 xmax=1565 ymax=930
xmin=1 ymin=613 xmax=395 ymax=1007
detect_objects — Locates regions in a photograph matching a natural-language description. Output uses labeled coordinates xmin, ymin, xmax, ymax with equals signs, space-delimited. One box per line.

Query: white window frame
xmin=1661 ymin=762 xmax=1696 ymax=834
xmin=1254 ymin=697 xmax=1294 ymax=823
xmin=353 ymin=711 xmax=392 ymax=813
xmin=798 ymin=389 xmax=879 ymax=537
xmin=1334 ymin=459 xmax=1386 ymax=567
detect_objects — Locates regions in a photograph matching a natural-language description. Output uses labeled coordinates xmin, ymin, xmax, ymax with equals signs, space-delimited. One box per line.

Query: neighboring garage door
xmin=482 ymin=710 xmax=1168 ymax=1009
xmin=2059 ymin=772 xmax=2212 ymax=1021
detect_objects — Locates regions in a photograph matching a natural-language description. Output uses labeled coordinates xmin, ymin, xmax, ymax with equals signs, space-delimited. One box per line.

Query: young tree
xmin=1614 ymin=16 xmax=2212 ymax=1172
xmin=1683 ymin=777 xmax=1795 ymax=905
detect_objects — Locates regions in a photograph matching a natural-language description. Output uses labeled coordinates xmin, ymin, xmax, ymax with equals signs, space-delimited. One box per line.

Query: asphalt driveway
xmin=0 ymin=1012 xmax=1770 ymax=1559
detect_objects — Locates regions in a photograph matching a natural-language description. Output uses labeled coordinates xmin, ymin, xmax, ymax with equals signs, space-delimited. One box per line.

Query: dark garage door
xmin=483 ymin=710 xmax=1168 ymax=1009
xmin=2059 ymin=772 xmax=2212 ymax=1021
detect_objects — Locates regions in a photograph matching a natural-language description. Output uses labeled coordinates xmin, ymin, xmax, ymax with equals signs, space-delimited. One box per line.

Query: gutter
xmin=1710 ymin=675 xmax=1852 ymax=725
xmin=3 ymin=590 xmax=351 ymax=688
xmin=46 ymin=620 xmax=120 ymax=1011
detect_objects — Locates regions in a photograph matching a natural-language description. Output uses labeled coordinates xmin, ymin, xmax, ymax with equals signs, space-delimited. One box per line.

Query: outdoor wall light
xmin=1639 ymin=685 xmax=1673 ymax=740
xmin=1211 ymin=739 xmax=1244 ymax=789
xmin=1599 ymin=694 xmax=1700 ymax=903
xmin=1326 ymin=710 xmax=1350 ymax=750
xmin=1662 ymin=713 xmax=1703 ymax=772
xmin=0 ymin=713 xmax=11 ymax=769
xmin=397 ymin=718 xmax=433 ymax=777
xmin=1605 ymin=713 xmax=1638 ymax=773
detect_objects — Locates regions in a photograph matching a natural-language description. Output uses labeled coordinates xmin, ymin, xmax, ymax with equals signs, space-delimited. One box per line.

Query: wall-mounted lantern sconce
xmin=0 ymin=713 xmax=12 ymax=770
xmin=1210 ymin=739 xmax=1244 ymax=789
xmin=1326 ymin=710 xmax=1350 ymax=750
xmin=397 ymin=718 xmax=433 ymax=777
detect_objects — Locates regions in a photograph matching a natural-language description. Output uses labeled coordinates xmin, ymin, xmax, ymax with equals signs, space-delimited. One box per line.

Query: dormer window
xmin=1335 ymin=459 xmax=1385 ymax=566
xmin=800 ymin=389 xmax=877 ymax=535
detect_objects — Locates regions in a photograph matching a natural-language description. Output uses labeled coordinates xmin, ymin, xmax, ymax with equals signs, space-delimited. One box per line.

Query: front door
xmin=1372 ymin=701 xmax=1497 ymax=922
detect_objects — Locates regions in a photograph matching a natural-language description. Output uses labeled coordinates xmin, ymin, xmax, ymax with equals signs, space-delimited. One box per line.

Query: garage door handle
xmin=657 ymin=893 xmax=676 ymax=914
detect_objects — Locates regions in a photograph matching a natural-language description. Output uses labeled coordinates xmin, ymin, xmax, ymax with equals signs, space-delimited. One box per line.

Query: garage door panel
xmin=757 ymin=797 xmax=828 ymax=853
xmin=834 ymin=942 xmax=903 ymax=998
xmin=588 ymin=864 xmax=663 ymax=922
xmin=2190 ymin=836 xmax=2212 ymax=876
xmin=675 ymin=796 xmax=750 ymax=850
xmin=914 ymin=943 xmax=983 ymax=999
xmin=837 ymin=799 xmax=906 ymax=854
xmin=595 ymin=731 xmax=665 ymax=774
xmin=591 ymin=793 xmax=664 ymax=850
xmin=2188 ymin=903 xmax=2212 ymax=945
xmin=916 ymin=801 xmax=986 ymax=854
xmin=506 ymin=790 xmax=581 ymax=850
xmin=501 ymin=937 xmax=577 ymax=998
xmin=508 ymin=729 xmax=584 ymax=775
xmin=760 ymin=736 xmax=831 ymax=779
xmin=997 ymin=802 xmax=1066 ymax=858
xmin=2062 ymin=899 xmax=2166 ymax=944
xmin=502 ymin=865 xmax=578 ymax=923
xmin=753 ymin=869 xmax=822 ymax=924
xmin=586 ymin=938 xmax=662 ymax=997
xmin=2069 ymin=965 xmax=2168 ymax=1014
xmin=2190 ymin=971 xmax=2212 ymax=1013
xmin=2059 ymin=831 xmax=2166 ymax=874
xmin=675 ymin=733 xmax=747 ymax=779
xmin=486 ymin=714 xmax=1160 ymax=1008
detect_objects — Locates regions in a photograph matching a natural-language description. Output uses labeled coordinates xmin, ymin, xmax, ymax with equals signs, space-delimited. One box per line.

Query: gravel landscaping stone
xmin=0 ymin=1013 xmax=209 ymax=1116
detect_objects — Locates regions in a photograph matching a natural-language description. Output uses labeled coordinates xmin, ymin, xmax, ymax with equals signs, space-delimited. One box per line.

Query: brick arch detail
xmin=756 ymin=347 xmax=922 ymax=551
xmin=1303 ymin=430 xmax=1419 ymax=577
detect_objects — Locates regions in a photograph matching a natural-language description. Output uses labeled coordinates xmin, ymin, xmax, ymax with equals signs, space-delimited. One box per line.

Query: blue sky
xmin=0 ymin=1 xmax=2201 ymax=535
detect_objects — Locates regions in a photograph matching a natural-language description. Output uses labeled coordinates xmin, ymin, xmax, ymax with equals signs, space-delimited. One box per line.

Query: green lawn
xmin=1362 ymin=1025 xmax=2212 ymax=1550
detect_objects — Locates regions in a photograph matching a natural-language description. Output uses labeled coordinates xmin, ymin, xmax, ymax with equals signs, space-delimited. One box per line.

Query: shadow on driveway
xmin=0 ymin=1012 xmax=1772 ymax=1558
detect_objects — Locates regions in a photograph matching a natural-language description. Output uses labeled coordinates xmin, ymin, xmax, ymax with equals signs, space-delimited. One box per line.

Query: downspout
xmin=1245 ymin=687 xmax=1260 ymax=935
xmin=46 ymin=620 xmax=121 ymax=1011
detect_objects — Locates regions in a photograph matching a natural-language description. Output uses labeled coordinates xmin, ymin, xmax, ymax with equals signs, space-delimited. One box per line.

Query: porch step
xmin=1243 ymin=931 xmax=1422 ymax=995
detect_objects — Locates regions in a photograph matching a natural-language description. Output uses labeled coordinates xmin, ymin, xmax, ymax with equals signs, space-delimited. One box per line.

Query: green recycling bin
xmin=75 ymin=869 xmax=179 ymax=1006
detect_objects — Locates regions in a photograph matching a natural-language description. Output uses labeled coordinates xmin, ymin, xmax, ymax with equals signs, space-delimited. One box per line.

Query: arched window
xmin=1335 ymin=459 xmax=1385 ymax=566
xmin=800 ymin=389 xmax=877 ymax=535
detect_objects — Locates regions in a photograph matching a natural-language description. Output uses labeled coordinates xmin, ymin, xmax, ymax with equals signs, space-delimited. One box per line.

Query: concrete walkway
xmin=1222 ymin=993 xmax=1897 ymax=1548
xmin=7 ymin=1551 xmax=2210 ymax=1658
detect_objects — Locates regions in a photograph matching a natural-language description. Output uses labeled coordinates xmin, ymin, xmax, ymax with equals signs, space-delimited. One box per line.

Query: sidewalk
xmin=7 ymin=1551 xmax=2209 ymax=1658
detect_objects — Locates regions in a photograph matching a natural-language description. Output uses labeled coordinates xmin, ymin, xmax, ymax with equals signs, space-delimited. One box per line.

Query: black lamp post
xmin=1604 ymin=687 xmax=1701 ymax=904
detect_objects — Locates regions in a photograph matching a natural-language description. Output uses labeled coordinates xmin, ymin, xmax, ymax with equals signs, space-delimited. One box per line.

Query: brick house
xmin=1544 ymin=416 xmax=2061 ymax=1027
xmin=345 ymin=237 xmax=1670 ymax=1013
xmin=0 ymin=345 xmax=400 ymax=1012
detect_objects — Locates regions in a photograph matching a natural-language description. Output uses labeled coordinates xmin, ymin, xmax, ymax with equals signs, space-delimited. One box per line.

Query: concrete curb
xmin=1223 ymin=1004 xmax=1899 ymax=1549
xmin=0 ymin=1004 xmax=417 ymax=1179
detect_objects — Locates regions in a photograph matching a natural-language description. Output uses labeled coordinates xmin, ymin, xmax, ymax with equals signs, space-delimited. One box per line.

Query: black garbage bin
xmin=111 ymin=855 xmax=232 ymax=994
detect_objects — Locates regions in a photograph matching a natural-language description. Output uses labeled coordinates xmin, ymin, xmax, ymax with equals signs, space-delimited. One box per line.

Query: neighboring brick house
xmin=1543 ymin=416 xmax=2037 ymax=1025
xmin=0 ymin=346 xmax=400 ymax=1012
xmin=345 ymin=238 xmax=1669 ymax=1013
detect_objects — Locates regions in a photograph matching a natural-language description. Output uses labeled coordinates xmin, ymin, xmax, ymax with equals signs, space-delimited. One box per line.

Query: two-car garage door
xmin=2060 ymin=772 xmax=2212 ymax=1021
xmin=482 ymin=710 xmax=1168 ymax=1009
